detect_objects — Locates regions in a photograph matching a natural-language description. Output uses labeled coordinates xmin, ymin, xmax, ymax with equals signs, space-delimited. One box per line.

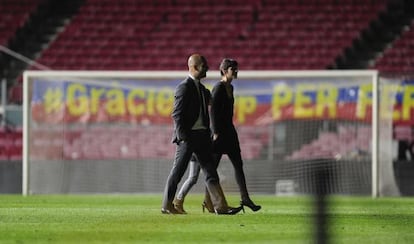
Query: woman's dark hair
xmin=219 ymin=58 xmax=238 ymax=76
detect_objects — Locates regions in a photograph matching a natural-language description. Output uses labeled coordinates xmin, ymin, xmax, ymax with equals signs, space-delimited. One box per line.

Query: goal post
xmin=23 ymin=70 xmax=394 ymax=197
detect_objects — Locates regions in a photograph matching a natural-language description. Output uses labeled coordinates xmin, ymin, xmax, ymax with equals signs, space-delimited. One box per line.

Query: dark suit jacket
xmin=171 ymin=77 xmax=211 ymax=144
xmin=211 ymin=81 xmax=241 ymax=153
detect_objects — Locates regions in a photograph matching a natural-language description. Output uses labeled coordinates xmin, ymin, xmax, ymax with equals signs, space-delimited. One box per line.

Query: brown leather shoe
xmin=161 ymin=204 xmax=184 ymax=215
xmin=173 ymin=198 xmax=187 ymax=214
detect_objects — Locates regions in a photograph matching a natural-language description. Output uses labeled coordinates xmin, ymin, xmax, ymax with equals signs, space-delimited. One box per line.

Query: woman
xmin=208 ymin=58 xmax=261 ymax=212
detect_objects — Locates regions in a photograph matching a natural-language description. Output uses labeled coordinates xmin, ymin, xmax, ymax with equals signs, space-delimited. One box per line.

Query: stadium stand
xmin=5 ymin=0 xmax=414 ymax=104
xmin=0 ymin=126 xmax=22 ymax=161
xmin=333 ymin=0 xmax=414 ymax=70
xmin=0 ymin=0 xmax=45 ymax=104
xmin=31 ymin=0 xmax=389 ymax=72
xmin=26 ymin=125 xmax=266 ymax=161
xmin=2 ymin=0 xmax=84 ymax=102
xmin=1 ymin=0 xmax=414 ymax=161
xmin=372 ymin=21 xmax=414 ymax=73
xmin=285 ymin=126 xmax=372 ymax=161
xmin=0 ymin=0 xmax=41 ymax=46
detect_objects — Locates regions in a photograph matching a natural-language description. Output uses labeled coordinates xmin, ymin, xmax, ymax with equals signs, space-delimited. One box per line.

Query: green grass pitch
xmin=1 ymin=194 xmax=414 ymax=243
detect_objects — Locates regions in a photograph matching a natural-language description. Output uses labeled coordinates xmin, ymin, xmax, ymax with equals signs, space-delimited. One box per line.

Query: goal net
xmin=22 ymin=70 xmax=399 ymax=196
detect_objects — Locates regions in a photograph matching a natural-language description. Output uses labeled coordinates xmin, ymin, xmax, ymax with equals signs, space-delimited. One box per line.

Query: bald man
xmin=161 ymin=54 xmax=243 ymax=215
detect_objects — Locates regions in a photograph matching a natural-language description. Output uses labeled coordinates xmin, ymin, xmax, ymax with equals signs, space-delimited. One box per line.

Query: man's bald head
xmin=188 ymin=54 xmax=209 ymax=79
xmin=188 ymin=54 xmax=205 ymax=67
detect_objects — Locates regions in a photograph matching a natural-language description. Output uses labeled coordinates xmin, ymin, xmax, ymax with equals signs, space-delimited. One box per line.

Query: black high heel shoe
xmin=240 ymin=200 xmax=261 ymax=212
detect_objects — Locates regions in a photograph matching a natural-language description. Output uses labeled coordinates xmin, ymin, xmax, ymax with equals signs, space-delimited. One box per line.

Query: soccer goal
xmin=22 ymin=70 xmax=399 ymax=196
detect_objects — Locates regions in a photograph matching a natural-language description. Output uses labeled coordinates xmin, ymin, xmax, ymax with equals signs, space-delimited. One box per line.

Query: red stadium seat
xmin=0 ymin=0 xmax=42 ymax=46
xmin=25 ymin=0 xmax=387 ymax=72
xmin=372 ymin=22 xmax=414 ymax=73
